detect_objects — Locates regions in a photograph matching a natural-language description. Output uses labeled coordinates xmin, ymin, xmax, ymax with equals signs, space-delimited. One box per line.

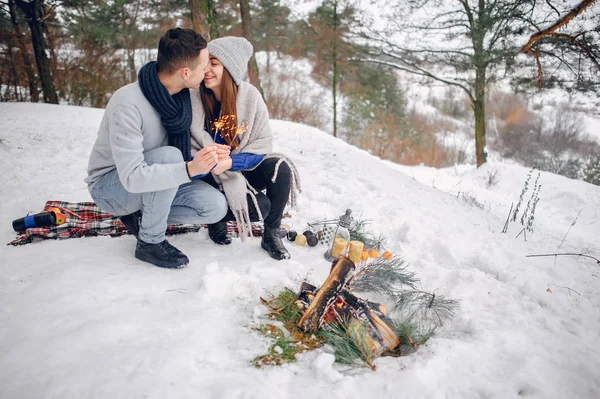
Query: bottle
xmin=324 ymin=209 xmax=353 ymax=261
xmin=12 ymin=207 xmax=66 ymax=232
xmin=13 ymin=211 xmax=56 ymax=231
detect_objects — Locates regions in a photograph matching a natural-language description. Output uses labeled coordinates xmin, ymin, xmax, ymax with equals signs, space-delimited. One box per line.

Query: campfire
xmin=297 ymin=257 xmax=401 ymax=359
xmin=254 ymin=215 xmax=458 ymax=370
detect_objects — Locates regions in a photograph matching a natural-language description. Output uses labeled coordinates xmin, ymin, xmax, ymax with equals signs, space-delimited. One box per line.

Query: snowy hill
xmin=1 ymin=102 xmax=599 ymax=399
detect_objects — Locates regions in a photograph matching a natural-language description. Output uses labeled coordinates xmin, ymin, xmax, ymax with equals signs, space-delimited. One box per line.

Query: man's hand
xmin=214 ymin=144 xmax=231 ymax=161
xmin=187 ymin=146 xmax=218 ymax=177
xmin=211 ymin=157 xmax=233 ymax=176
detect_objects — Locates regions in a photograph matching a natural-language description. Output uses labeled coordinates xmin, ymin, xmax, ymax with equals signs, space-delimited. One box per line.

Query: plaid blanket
xmin=9 ymin=200 xmax=265 ymax=246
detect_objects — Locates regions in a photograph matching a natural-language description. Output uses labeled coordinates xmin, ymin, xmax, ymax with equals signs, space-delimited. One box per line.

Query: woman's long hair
xmin=200 ymin=64 xmax=239 ymax=149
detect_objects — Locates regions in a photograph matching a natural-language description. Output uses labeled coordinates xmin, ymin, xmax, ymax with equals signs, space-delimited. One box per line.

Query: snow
xmin=1 ymin=102 xmax=599 ymax=398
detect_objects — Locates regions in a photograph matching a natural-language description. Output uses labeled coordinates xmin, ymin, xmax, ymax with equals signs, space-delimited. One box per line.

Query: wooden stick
xmin=298 ymin=257 xmax=355 ymax=333
xmin=526 ymin=253 xmax=599 ymax=264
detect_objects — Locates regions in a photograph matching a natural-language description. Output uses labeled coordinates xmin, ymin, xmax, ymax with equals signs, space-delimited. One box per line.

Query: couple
xmin=85 ymin=28 xmax=300 ymax=269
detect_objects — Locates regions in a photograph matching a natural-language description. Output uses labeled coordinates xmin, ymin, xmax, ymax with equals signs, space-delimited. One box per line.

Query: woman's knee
xmin=257 ymin=193 xmax=271 ymax=217
xmin=275 ymin=160 xmax=291 ymax=181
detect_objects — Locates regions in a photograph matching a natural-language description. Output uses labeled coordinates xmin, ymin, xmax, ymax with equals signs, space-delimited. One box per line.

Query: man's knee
xmin=145 ymin=146 xmax=184 ymax=165
xmin=215 ymin=191 xmax=229 ymax=220
xmin=202 ymin=187 xmax=228 ymax=223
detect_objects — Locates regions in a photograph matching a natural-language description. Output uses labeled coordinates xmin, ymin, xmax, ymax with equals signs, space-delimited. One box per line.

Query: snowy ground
xmin=1 ymin=102 xmax=599 ymax=399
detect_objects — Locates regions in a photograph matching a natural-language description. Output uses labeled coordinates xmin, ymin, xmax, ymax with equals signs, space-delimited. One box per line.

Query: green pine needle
xmin=393 ymin=290 xmax=459 ymax=328
xmin=320 ymin=321 xmax=376 ymax=370
xmin=391 ymin=319 xmax=436 ymax=345
xmin=268 ymin=287 xmax=304 ymax=327
xmin=383 ymin=318 xmax=436 ymax=357
xmin=352 ymin=257 xmax=419 ymax=295
xmin=253 ymin=287 xmax=325 ymax=368
xmin=349 ymin=217 xmax=387 ymax=251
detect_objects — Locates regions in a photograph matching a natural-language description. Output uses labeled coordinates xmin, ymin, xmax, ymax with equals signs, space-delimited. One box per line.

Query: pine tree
xmin=307 ymin=0 xmax=358 ymax=138
xmin=583 ymin=155 xmax=600 ymax=186
xmin=61 ymin=0 xmax=149 ymax=106
xmin=14 ymin=0 xmax=58 ymax=103
xmin=252 ymin=0 xmax=292 ymax=72
xmin=190 ymin=0 xmax=219 ymax=40
xmin=238 ymin=0 xmax=263 ymax=96
xmin=342 ymin=63 xmax=414 ymax=159
xmin=362 ymin=0 xmax=600 ymax=166
xmin=6 ymin=0 xmax=40 ymax=102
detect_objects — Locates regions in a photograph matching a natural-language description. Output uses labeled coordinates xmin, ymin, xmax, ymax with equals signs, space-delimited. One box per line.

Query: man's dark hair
xmin=157 ymin=28 xmax=207 ymax=74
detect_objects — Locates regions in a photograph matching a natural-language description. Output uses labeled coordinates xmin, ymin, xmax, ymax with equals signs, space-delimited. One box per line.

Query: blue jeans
xmin=90 ymin=147 xmax=228 ymax=244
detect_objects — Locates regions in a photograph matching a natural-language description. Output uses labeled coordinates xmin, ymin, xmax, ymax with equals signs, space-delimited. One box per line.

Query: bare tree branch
xmin=520 ymin=0 xmax=599 ymax=87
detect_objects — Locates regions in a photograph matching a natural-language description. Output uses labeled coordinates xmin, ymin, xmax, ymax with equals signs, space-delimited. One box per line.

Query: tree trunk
xmin=332 ymin=0 xmax=338 ymax=138
xmin=474 ymin=67 xmax=487 ymax=166
xmin=8 ymin=46 xmax=23 ymax=101
xmin=190 ymin=0 xmax=208 ymax=37
xmin=8 ymin=0 xmax=39 ymax=102
xmin=239 ymin=0 xmax=264 ymax=98
xmin=190 ymin=0 xmax=219 ymax=40
xmin=42 ymin=7 xmax=59 ymax=84
xmin=127 ymin=49 xmax=136 ymax=81
xmin=472 ymin=2 xmax=487 ymax=166
xmin=15 ymin=0 xmax=58 ymax=104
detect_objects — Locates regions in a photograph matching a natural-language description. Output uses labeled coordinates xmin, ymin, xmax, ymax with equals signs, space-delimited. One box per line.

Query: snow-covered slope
xmin=0 ymin=103 xmax=599 ymax=399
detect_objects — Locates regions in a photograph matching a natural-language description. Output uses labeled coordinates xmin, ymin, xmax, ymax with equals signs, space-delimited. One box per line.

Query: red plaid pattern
xmin=9 ymin=200 xmax=264 ymax=246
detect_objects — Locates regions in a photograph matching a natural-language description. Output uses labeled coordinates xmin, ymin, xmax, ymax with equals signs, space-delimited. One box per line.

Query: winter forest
xmin=1 ymin=1 xmax=600 ymax=398
xmin=1 ymin=0 xmax=599 ymax=181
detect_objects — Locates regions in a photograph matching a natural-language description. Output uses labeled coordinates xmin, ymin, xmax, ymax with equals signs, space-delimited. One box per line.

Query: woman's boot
xmin=208 ymin=221 xmax=232 ymax=245
xmin=261 ymin=226 xmax=291 ymax=260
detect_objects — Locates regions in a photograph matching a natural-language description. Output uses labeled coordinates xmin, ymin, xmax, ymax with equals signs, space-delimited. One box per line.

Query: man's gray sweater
xmin=85 ymin=82 xmax=190 ymax=193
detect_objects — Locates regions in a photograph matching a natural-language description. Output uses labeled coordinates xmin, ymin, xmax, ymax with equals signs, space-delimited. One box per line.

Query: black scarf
xmin=138 ymin=61 xmax=192 ymax=161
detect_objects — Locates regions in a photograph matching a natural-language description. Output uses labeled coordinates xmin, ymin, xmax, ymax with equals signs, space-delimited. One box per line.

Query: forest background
xmin=1 ymin=0 xmax=599 ymax=184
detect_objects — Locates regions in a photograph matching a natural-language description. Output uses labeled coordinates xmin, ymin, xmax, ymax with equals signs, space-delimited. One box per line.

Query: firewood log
xmin=365 ymin=309 xmax=401 ymax=351
xmin=298 ymin=257 xmax=355 ymax=333
xmin=337 ymin=290 xmax=400 ymax=352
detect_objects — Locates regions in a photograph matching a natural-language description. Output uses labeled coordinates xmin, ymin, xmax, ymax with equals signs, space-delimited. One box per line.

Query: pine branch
xmin=389 ymin=319 xmax=436 ymax=348
xmin=320 ymin=320 xmax=376 ymax=370
xmin=352 ymin=257 xmax=419 ymax=294
xmin=348 ymin=216 xmax=387 ymax=251
xmin=393 ymin=290 xmax=459 ymax=328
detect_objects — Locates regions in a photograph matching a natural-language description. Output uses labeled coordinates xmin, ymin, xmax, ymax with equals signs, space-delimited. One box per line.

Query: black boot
xmin=135 ymin=239 xmax=189 ymax=269
xmin=208 ymin=221 xmax=232 ymax=245
xmin=261 ymin=226 xmax=291 ymax=260
xmin=119 ymin=210 xmax=142 ymax=238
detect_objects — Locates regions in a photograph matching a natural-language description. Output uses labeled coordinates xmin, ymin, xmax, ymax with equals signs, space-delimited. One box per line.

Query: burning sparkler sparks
xmin=211 ymin=115 xmax=248 ymax=149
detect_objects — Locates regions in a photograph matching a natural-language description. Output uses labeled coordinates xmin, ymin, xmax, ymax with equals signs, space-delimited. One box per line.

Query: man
xmin=85 ymin=28 xmax=229 ymax=269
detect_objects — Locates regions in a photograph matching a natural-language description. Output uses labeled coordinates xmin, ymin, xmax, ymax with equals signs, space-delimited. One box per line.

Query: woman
xmin=187 ymin=36 xmax=301 ymax=260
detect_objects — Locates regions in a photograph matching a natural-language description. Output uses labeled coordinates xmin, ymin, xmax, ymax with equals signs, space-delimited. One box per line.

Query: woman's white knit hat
xmin=208 ymin=36 xmax=254 ymax=86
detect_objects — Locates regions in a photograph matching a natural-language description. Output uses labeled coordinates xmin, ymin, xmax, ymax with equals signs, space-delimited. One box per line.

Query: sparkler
xmin=211 ymin=115 xmax=249 ymax=149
